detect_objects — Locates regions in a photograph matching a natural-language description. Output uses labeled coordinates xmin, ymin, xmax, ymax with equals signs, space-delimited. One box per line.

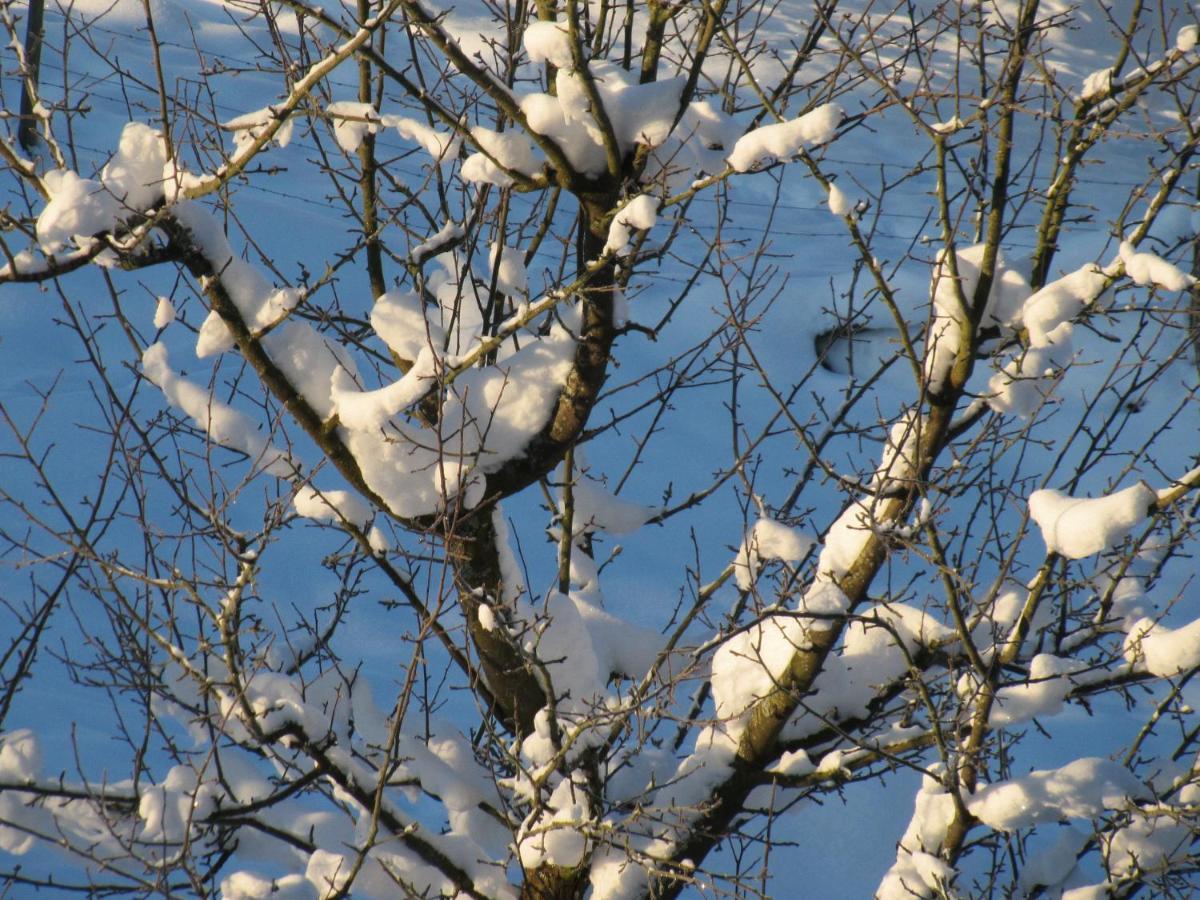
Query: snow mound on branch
xmin=325 ymin=100 xmax=378 ymax=153
xmin=0 ymin=730 xmax=41 ymax=782
xmin=1080 ymin=67 xmax=1113 ymax=101
xmin=371 ymin=290 xmax=445 ymax=361
xmin=1022 ymin=265 xmax=1108 ymax=347
xmin=604 ymin=194 xmax=659 ymax=255
xmin=827 ymin=181 xmax=853 ymax=216
xmin=141 ymin=343 xmax=291 ymax=476
xmin=520 ymin=590 xmax=659 ymax=726
xmin=224 ymin=106 xmax=295 ymax=151
xmin=102 ymin=121 xmax=169 ymax=210
xmin=523 ymin=19 xmax=573 ymax=69
xmin=733 ymin=517 xmax=815 ymax=590
xmin=153 ymin=296 xmax=176 ymax=329
xmin=566 ymin=481 xmax=659 ymax=536
xmin=36 ymin=170 xmax=119 ymax=253
xmin=711 ymin=615 xmax=808 ymax=732
xmin=1028 ymin=483 xmax=1154 ymax=559
xmin=988 ymin=264 xmax=1110 ymax=415
xmin=988 ymin=654 xmax=1085 ymax=728
xmin=461 ymin=127 xmax=542 ymax=186
xmin=293 ymin=485 xmax=388 ymax=552
xmin=518 ymin=63 xmax=685 ymax=177
xmin=1119 ymin=241 xmax=1197 ymax=291
xmin=294 ymin=485 xmax=371 ymax=528
xmin=967 ymin=758 xmax=1145 ymax=830
xmin=1124 ymin=616 xmax=1200 ymax=677
xmin=380 ymin=114 xmax=460 ymax=161
xmin=927 ymin=244 xmax=1030 ymax=392
xmin=878 ymin=772 xmax=958 ymax=899
xmin=726 ymin=103 xmax=843 ymax=172
xmin=329 ymin=347 xmax=438 ymax=431
xmin=1178 ymin=24 xmax=1199 ymax=53
xmin=35 ymin=122 xmax=200 ymax=255
xmin=517 ymin=771 xmax=592 ymax=870
xmin=443 ymin=322 xmax=577 ymax=473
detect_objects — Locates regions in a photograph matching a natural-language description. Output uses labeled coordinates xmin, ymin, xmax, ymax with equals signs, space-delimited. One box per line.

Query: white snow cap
xmin=967 ymin=757 xmax=1145 ymax=830
xmin=604 ymin=194 xmax=659 ymax=255
xmin=325 ymin=100 xmax=378 ymax=153
xmin=1176 ymin=24 xmax=1198 ymax=53
xmin=1124 ymin=616 xmax=1200 ymax=678
xmin=523 ymin=20 xmax=574 ymax=69
xmin=1028 ymin=482 xmax=1155 ymax=559
xmin=826 ymin=181 xmax=853 ymax=216
xmin=726 ymin=103 xmax=843 ymax=172
xmin=153 ymin=296 xmax=176 ymax=329
xmin=461 ymin=127 xmax=542 ymax=186
xmin=380 ymin=114 xmax=461 ymax=161
xmin=1119 ymin=241 xmax=1197 ymax=291
xmin=1080 ymin=67 xmax=1113 ymax=102
xmin=734 ymin=517 xmax=815 ymax=590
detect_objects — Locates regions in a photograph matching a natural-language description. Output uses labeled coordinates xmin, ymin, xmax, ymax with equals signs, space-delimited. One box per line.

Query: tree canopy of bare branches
xmin=3 ymin=0 xmax=1200 ymax=897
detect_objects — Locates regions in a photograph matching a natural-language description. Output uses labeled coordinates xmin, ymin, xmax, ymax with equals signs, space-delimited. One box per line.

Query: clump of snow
xmin=153 ymin=296 xmax=176 ymax=329
xmin=967 ymin=758 xmax=1145 ymax=830
xmin=461 ymin=127 xmax=542 ymax=186
xmin=566 ymin=480 xmax=658 ymax=536
xmin=1123 ymin=616 xmax=1200 ymax=677
xmin=518 ymin=63 xmax=689 ymax=178
xmin=877 ymin=771 xmax=958 ymax=899
xmin=517 ymin=772 xmax=592 ymax=870
xmin=1106 ymin=784 xmax=1200 ymax=879
xmin=294 ymin=485 xmax=370 ymax=529
xmin=224 ymin=106 xmax=295 ymax=152
xmin=827 ymin=181 xmax=853 ymax=216
xmin=221 ymin=870 xmax=313 ymax=900
xmin=1028 ymin=482 xmax=1155 ymax=559
xmin=769 ymin=748 xmax=814 ymax=777
xmin=1018 ymin=826 xmax=1089 ymax=894
xmin=989 ymin=654 xmax=1085 ymax=728
xmin=0 ymin=730 xmax=41 ymax=782
xmin=101 ymin=121 xmax=168 ymax=210
xmin=932 ymin=244 xmax=1030 ymax=331
xmin=412 ymin=221 xmax=465 ymax=265
xmin=1080 ymin=67 xmax=1113 ymax=101
xmin=1119 ymin=240 xmax=1197 ymax=291
xmin=1020 ymin=263 xmax=1108 ymax=347
xmin=35 ymin=122 xmax=181 ymax=254
xmin=711 ymin=615 xmax=808 ymax=732
xmin=986 ymin=340 xmax=1071 ymax=417
xmin=325 ymin=101 xmax=378 ymax=153
xmin=329 ymin=347 xmax=438 ymax=431
xmin=523 ymin=20 xmax=573 ymax=69
xmin=380 ymin=114 xmax=460 ymax=161
xmin=930 ymin=116 xmax=964 ymax=134
xmin=1178 ymin=24 xmax=1199 ymax=53
xmin=604 ymin=193 xmax=659 ymax=255
xmin=989 ymin=262 xmax=1112 ymax=414
xmin=371 ymin=289 xmax=444 ymax=362
xmin=816 ymin=499 xmax=875 ymax=579
xmin=926 ymin=244 xmax=1030 ymax=392
xmin=36 ymin=170 xmax=119 ymax=253
xmin=141 ymin=343 xmax=291 ymax=476
xmin=726 ymin=103 xmax=843 ymax=172
xmin=733 ymin=517 xmax=815 ymax=590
